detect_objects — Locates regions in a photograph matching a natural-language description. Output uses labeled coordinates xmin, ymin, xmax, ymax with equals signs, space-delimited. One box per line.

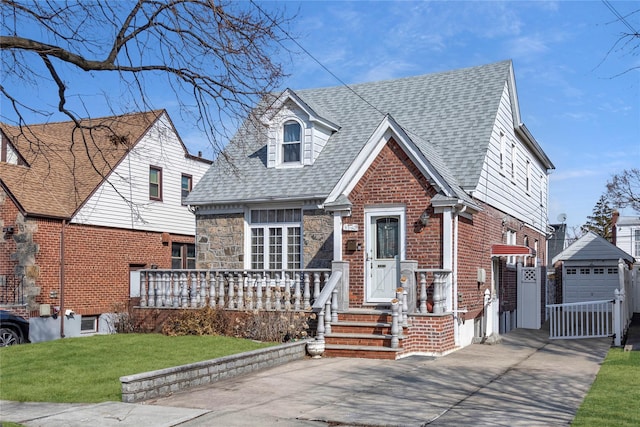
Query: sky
xmin=1 ymin=1 xmax=639 ymax=231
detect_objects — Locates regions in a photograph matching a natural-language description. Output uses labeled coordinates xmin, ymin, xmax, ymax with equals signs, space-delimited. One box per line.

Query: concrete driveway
xmin=152 ymin=327 xmax=610 ymax=426
xmin=1 ymin=327 xmax=611 ymax=427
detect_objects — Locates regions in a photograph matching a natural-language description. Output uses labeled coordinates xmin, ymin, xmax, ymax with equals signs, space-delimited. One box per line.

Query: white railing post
xmin=140 ymin=271 xmax=148 ymax=307
xmin=255 ymin=274 xmax=263 ymax=310
xmin=331 ymin=287 xmax=339 ymax=323
xmin=236 ymin=272 xmax=244 ymax=310
xmin=208 ymin=273 xmax=216 ymax=307
xmin=303 ymin=273 xmax=311 ymax=310
xmin=284 ymin=274 xmax=292 ymax=311
xmin=294 ymin=273 xmax=301 ymax=311
xmin=390 ymin=299 xmax=400 ymax=349
xmin=274 ymin=274 xmax=282 ymax=311
xmin=245 ymin=275 xmax=254 ymax=310
xmin=190 ymin=272 xmax=198 ymax=308
xmin=227 ymin=274 xmax=235 ymax=310
xmin=217 ymin=273 xmax=225 ymax=308
xmin=419 ymin=272 xmax=427 ymax=313
xmin=317 ymin=308 xmax=325 ymax=341
xmin=324 ymin=299 xmax=332 ymax=335
xmin=172 ymin=272 xmax=180 ymax=308
xmin=313 ymin=272 xmax=321 ymax=303
xmin=199 ymin=272 xmax=207 ymax=308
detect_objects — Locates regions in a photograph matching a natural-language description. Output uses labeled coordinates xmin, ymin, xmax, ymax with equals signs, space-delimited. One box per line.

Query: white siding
xmin=266 ymin=99 xmax=333 ymax=167
xmin=72 ymin=113 xmax=210 ymax=235
xmin=475 ymin=82 xmax=549 ymax=233
xmin=616 ymin=222 xmax=640 ymax=262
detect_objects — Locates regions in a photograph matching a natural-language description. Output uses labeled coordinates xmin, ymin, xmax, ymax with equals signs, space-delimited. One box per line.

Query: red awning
xmin=491 ymin=244 xmax=535 ymax=257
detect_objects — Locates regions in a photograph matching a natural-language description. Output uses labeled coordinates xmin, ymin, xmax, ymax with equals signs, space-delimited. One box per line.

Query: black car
xmin=0 ymin=310 xmax=30 ymax=346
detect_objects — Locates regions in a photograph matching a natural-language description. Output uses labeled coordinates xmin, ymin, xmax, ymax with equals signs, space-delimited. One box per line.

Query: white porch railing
xmin=138 ymin=269 xmax=331 ymax=312
xmin=415 ymin=269 xmax=452 ymax=314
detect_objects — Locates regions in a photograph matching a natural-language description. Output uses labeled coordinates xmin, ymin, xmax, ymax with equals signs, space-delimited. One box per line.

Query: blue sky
xmin=2 ymin=1 xmax=639 ymax=231
xmin=272 ymin=1 xmax=639 ymax=231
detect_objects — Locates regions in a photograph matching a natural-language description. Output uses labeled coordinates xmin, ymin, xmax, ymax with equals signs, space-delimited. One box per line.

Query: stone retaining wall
xmin=120 ymin=341 xmax=307 ymax=403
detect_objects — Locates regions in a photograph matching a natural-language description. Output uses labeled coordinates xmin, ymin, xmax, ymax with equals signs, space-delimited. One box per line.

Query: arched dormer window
xmin=282 ymin=120 xmax=301 ymax=164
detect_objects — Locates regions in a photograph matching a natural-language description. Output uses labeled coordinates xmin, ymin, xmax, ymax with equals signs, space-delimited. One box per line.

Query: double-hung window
xmin=172 ymin=243 xmax=195 ymax=269
xmin=635 ymin=229 xmax=640 ymax=257
xmin=149 ymin=166 xmax=162 ymax=201
xmin=181 ymin=174 xmax=192 ymax=203
xmin=250 ymin=208 xmax=302 ymax=270
xmin=282 ymin=121 xmax=301 ymax=164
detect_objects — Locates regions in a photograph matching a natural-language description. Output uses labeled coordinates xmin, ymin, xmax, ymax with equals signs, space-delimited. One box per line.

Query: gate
xmin=517 ymin=265 xmax=541 ymax=329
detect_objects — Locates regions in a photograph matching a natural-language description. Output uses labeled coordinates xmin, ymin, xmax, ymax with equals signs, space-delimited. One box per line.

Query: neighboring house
xmin=184 ymin=60 xmax=555 ymax=357
xmin=551 ymin=231 xmax=634 ymax=304
xmin=0 ymin=110 xmax=211 ymax=336
xmin=613 ymin=214 xmax=640 ymax=264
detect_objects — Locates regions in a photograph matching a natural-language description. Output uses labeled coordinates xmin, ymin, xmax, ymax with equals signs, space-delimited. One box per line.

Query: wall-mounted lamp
xmin=419 ymin=210 xmax=430 ymax=226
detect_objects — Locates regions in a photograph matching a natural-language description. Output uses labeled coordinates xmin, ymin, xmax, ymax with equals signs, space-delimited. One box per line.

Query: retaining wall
xmin=120 ymin=341 xmax=307 ymax=403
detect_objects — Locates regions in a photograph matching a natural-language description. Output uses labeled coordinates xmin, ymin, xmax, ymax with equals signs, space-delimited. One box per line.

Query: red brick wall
xmin=341 ymin=138 xmax=547 ymax=322
xmin=401 ymin=315 xmax=456 ymax=354
xmin=343 ymin=140 xmax=439 ymax=307
xmin=8 ymin=216 xmax=194 ymax=316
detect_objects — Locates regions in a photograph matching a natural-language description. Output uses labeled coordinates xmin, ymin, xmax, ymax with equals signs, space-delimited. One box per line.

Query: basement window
xmin=81 ymin=316 xmax=98 ymax=334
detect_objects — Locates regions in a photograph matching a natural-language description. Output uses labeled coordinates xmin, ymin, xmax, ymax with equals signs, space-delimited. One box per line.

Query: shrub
xmin=162 ymin=306 xmax=229 ymax=336
xmin=161 ymin=306 xmax=315 ymax=342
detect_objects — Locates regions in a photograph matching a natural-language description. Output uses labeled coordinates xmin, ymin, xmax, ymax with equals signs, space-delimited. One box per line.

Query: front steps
xmin=324 ymin=309 xmax=405 ymax=360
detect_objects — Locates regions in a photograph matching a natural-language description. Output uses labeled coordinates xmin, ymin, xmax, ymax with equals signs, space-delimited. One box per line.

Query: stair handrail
xmin=311 ymin=271 xmax=342 ymax=341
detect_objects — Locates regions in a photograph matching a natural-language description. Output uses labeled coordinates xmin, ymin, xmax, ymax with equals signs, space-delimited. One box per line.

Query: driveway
xmin=152 ymin=327 xmax=610 ymax=426
xmin=0 ymin=327 xmax=611 ymax=427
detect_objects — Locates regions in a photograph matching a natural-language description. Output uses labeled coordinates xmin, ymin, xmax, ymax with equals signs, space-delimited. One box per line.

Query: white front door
xmin=365 ymin=208 xmax=405 ymax=303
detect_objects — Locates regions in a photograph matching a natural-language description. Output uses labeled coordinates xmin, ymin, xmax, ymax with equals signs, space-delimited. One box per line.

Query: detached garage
xmin=552 ymin=231 xmax=634 ymax=303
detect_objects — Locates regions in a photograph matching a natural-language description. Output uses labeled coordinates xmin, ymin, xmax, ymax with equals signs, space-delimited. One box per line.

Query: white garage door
xmin=563 ymin=266 xmax=620 ymax=303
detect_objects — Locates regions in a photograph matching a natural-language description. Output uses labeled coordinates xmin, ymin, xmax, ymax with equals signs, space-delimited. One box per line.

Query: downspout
xmin=59 ymin=219 xmax=66 ymax=338
xmin=453 ymin=211 xmax=459 ymax=346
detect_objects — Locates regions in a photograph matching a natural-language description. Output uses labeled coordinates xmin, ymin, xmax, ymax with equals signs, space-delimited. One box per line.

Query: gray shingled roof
xmin=552 ymin=231 xmax=634 ymax=264
xmin=187 ymin=61 xmax=513 ymax=206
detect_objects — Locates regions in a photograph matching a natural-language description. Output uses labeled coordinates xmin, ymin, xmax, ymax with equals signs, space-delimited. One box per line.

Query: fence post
xmin=614 ymin=289 xmax=622 ymax=346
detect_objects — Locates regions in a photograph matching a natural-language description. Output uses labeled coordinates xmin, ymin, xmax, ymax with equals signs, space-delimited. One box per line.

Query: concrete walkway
xmin=1 ymin=327 xmax=612 ymax=427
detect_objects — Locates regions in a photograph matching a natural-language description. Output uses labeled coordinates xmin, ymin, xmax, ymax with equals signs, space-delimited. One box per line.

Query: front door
xmin=365 ymin=208 xmax=405 ymax=303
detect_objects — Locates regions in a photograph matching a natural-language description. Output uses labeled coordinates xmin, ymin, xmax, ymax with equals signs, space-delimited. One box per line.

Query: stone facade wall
xmin=195 ymin=210 xmax=333 ymax=270
xmin=195 ymin=213 xmax=244 ymax=269
xmin=302 ymin=209 xmax=333 ymax=268
xmin=1 ymin=190 xmax=40 ymax=313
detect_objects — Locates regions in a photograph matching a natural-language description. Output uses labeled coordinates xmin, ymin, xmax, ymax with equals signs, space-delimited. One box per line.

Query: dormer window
xmin=282 ymin=120 xmax=301 ymax=163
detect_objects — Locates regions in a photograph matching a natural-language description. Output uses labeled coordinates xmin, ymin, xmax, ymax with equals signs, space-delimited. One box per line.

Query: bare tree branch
xmin=606 ymin=168 xmax=640 ymax=213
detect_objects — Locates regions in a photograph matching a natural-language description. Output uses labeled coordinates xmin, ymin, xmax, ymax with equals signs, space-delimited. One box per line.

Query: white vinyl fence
xmin=547 ymin=259 xmax=635 ymax=346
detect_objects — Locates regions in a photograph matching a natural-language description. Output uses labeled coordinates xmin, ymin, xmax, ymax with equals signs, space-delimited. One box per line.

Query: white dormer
xmin=263 ymin=89 xmax=339 ymax=169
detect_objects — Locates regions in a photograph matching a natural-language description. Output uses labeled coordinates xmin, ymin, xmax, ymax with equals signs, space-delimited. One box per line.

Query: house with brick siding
xmin=183 ymin=60 xmax=555 ymax=357
xmin=0 ymin=110 xmax=211 ymax=337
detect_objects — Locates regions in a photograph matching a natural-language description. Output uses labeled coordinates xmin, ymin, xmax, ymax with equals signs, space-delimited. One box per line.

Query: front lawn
xmin=0 ymin=333 xmax=274 ymax=403
xmin=572 ymin=348 xmax=640 ymax=426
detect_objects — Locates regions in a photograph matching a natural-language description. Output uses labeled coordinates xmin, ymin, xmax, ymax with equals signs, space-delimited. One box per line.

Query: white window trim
xmin=277 ymin=118 xmax=304 ymax=168
xmin=244 ymin=207 xmax=303 ymax=270
xmin=364 ymin=206 xmax=407 ymax=261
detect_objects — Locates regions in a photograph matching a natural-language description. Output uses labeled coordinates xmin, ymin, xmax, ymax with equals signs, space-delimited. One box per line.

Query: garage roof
xmin=552 ymin=231 xmax=634 ymax=265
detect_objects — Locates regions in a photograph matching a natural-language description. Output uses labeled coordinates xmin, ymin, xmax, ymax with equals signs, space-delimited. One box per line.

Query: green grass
xmin=572 ymin=348 xmax=640 ymax=426
xmin=0 ymin=333 xmax=275 ymax=403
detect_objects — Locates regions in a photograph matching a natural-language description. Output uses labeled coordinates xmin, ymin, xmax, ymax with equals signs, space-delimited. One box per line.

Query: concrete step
xmin=326 ymin=332 xmax=403 ymax=348
xmin=324 ymin=344 xmax=399 ymax=360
